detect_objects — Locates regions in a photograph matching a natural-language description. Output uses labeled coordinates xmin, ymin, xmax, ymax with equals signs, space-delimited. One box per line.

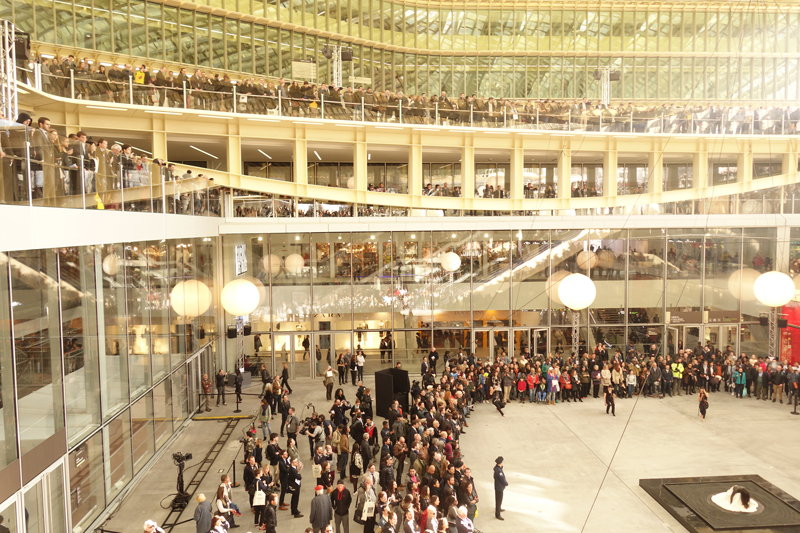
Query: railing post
xmin=24 ymin=141 xmax=32 ymax=206
xmin=399 ymin=100 xmax=402 ymax=123
xmin=630 ymin=110 xmax=634 ymax=133
xmin=361 ymin=96 xmax=365 ymax=122
xmin=128 ymin=75 xmax=134 ymax=105
xmin=568 ymin=108 xmax=571 ymax=131
xmin=70 ymin=70 xmax=75 ymax=99
xmin=599 ymin=111 xmax=602 ymax=132
xmin=435 ymin=101 xmax=439 ymax=125
xmin=182 ymin=81 xmax=187 ymax=109
xmin=233 ymin=85 xmax=237 ymax=114
xmin=536 ymin=107 xmax=539 ymax=130
xmin=321 ymin=96 xmax=324 ymax=119
xmin=503 ymin=108 xmax=507 ymax=128
xmin=33 ymin=63 xmax=42 ymax=91
xmin=278 ymin=93 xmax=282 ymax=116
xmin=80 ymin=155 xmax=86 ymax=209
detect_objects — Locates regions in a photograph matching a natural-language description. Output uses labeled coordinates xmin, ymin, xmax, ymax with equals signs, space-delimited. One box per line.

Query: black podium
xmin=374 ymin=368 xmax=410 ymax=419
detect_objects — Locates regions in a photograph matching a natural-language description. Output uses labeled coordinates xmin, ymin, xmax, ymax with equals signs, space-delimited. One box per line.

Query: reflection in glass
xmin=10 ymin=249 xmax=65 ymax=455
xmin=70 ymin=431 xmax=105 ymax=531
xmin=104 ymin=409 xmax=133 ymax=501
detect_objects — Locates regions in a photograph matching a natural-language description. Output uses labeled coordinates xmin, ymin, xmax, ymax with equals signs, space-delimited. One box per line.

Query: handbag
xmin=253 ymin=489 xmax=266 ymax=506
xmin=742 ymin=387 xmax=748 ymax=397
xmin=312 ymin=464 xmax=322 ymax=478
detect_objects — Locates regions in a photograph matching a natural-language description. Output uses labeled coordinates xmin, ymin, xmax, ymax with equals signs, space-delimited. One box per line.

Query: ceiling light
xmin=484 ymin=234 xmax=489 ymax=238
xmin=376 ymin=126 xmax=402 ymax=130
xmin=411 ymin=234 xmax=416 ymax=239
xmin=295 ymin=236 xmax=300 ymax=240
xmin=451 ymin=234 xmax=456 ymax=238
xmin=313 ymin=151 xmax=321 ymax=161
xmin=145 ymin=110 xmax=182 ymax=115
xmin=258 ymin=237 xmax=263 ymax=241
xmin=190 ymin=145 xmax=219 ymax=159
xmin=258 ymin=149 xmax=272 ymax=159
xmin=199 ymin=114 xmax=233 ymax=119
xmin=248 ymin=118 xmax=280 ymax=122
xmin=86 ymin=105 xmax=127 ymax=111
xmin=293 ymin=121 xmax=323 ymax=125
xmin=368 ymin=153 xmax=371 ymax=160
xmin=335 ymin=124 xmax=364 ymax=127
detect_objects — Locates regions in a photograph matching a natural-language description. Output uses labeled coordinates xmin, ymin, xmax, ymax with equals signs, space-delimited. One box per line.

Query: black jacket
xmin=215 ymin=373 xmax=226 ymax=388
xmin=330 ymin=487 xmax=352 ymax=516
xmin=493 ymin=465 xmax=508 ymax=492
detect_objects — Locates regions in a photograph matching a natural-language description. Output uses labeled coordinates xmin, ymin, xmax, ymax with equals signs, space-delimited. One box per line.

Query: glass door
xmin=313 ymin=332 xmax=353 ymax=377
xmin=682 ymin=326 xmax=702 ymax=356
xmin=704 ymin=325 xmax=738 ymax=354
xmin=667 ymin=326 xmax=680 ymax=357
xmin=533 ymin=328 xmax=548 ymax=356
xmin=513 ymin=329 xmax=531 ymax=359
xmin=471 ymin=329 xmax=492 ymax=362
xmin=274 ymin=333 xmax=311 ymax=379
xmin=23 ymin=462 xmax=67 ymax=533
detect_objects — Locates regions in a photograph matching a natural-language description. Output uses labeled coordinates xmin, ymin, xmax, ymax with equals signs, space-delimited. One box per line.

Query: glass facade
xmin=0 ymin=237 xmax=218 ymax=532
xmin=223 ymin=227 xmax=784 ymax=378
xmin=13 ymin=0 xmax=800 ymax=100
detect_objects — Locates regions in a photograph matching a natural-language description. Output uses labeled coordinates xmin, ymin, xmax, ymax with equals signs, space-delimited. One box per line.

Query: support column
xmin=294 ymin=133 xmax=307 ymax=186
xmin=647 ymin=149 xmax=663 ymax=194
xmin=462 ymin=144 xmax=474 ymax=199
xmin=693 ymin=148 xmax=708 ymax=190
xmin=409 ymin=138 xmax=422 ymax=197
xmin=227 ymin=123 xmax=241 ymax=176
xmin=738 ymin=145 xmax=753 ymax=184
xmin=354 ymin=141 xmax=367 ymax=190
xmin=603 ymin=148 xmax=617 ymax=199
xmin=782 ymin=141 xmax=798 ymax=180
xmin=510 ymin=143 xmax=523 ymax=201
xmin=557 ymin=147 xmax=571 ymax=199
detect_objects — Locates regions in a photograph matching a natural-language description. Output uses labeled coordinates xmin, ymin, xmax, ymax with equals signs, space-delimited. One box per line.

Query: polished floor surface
xmin=104 ymin=377 xmax=800 ymax=533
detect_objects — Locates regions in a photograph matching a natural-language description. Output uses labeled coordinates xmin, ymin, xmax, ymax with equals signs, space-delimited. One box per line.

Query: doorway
xmin=513 ymin=329 xmax=531 ymax=358
xmin=704 ymin=324 xmax=738 ymax=354
xmin=472 ymin=328 xmax=510 ymax=362
xmin=667 ymin=325 xmax=702 ymax=357
xmin=533 ymin=328 xmax=548 ymax=356
xmin=273 ymin=333 xmax=311 ymax=379
xmin=313 ymin=332 xmax=353 ymax=377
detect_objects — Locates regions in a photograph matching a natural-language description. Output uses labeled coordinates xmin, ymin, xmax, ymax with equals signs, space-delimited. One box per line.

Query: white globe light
xmin=285 ymin=253 xmax=305 ymax=274
xmin=221 ymin=278 xmax=260 ymax=316
xmin=753 ymin=271 xmax=795 ymax=307
xmin=262 ymin=254 xmax=282 ymax=275
xmin=558 ymin=273 xmax=597 ymax=310
xmin=727 ymin=268 xmax=760 ymax=302
xmin=576 ymin=250 xmax=598 ymax=270
xmin=546 ymin=270 xmax=572 ymax=305
xmin=170 ymin=280 xmax=212 ymax=317
xmin=346 ymin=177 xmax=355 ymax=189
xmin=102 ymin=254 xmax=119 ymax=276
xmin=440 ymin=252 xmax=461 ymax=273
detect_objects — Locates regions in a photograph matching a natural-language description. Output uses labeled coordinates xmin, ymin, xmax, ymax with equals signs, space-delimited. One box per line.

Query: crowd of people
xmin=30 ymin=55 xmax=800 ymax=135
xmin=181 ymin=337 xmax=800 ymax=533
xmin=1 ymin=112 xmax=222 ymax=213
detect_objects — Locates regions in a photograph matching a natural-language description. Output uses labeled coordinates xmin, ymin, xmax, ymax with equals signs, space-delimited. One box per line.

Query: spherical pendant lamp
xmin=221 ymin=278 xmax=260 ymax=316
xmin=262 ymin=254 xmax=282 ymax=275
xmin=102 ymin=254 xmax=119 ymax=276
xmin=440 ymin=252 xmax=462 ymax=273
xmin=576 ymin=250 xmax=598 ymax=270
xmin=727 ymin=268 xmax=760 ymax=302
xmin=285 ymin=253 xmax=305 ymax=274
xmin=753 ymin=271 xmax=795 ymax=307
xmin=170 ymin=280 xmax=212 ymax=317
xmin=546 ymin=270 xmax=572 ymax=305
xmin=558 ymin=273 xmax=597 ymax=310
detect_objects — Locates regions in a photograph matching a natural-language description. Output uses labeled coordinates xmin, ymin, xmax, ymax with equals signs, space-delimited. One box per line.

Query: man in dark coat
xmin=309 ymin=485 xmax=333 ymax=533
xmin=287 ymin=457 xmax=304 ymax=518
xmin=493 ymin=456 xmax=508 ymax=520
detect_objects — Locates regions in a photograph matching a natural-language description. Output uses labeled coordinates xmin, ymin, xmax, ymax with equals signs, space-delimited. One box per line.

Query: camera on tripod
xmin=172 ymin=452 xmax=192 ymax=464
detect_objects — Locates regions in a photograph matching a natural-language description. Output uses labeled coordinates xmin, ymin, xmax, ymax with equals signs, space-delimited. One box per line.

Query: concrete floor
xmin=104 ymin=378 xmax=800 ymax=533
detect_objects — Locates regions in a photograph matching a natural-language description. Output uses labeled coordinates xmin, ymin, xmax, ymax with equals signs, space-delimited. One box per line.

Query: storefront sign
xmin=670 ymin=312 xmax=702 ymax=324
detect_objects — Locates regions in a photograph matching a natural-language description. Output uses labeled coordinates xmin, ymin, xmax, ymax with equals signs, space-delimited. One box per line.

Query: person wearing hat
xmin=493 ymin=456 xmax=508 ymax=520
xmin=310 ymin=484 xmax=333 ymax=533
xmin=330 ymin=479 xmax=352 ymax=533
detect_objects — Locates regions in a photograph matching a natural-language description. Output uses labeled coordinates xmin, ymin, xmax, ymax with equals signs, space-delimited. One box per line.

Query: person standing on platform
xmin=216 ymin=369 xmax=227 ymax=406
xmin=330 ymin=479 xmax=352 ymax=533
xmin=493 ymin=456 xmax=508 ymax=521
xmin=310 ymin=485 xmax=333 ymax=533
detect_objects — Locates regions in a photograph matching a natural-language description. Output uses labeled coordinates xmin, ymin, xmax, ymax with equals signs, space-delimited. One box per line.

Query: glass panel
xmin=131 ymin=391 xmax=154 ymax=474
xmin=311 ymin=233 xmax=352 ymax=330
xmin=24 ymin=479 xmax=45 ymax=533
xmin=0 ymin=254 xmax=17 ymax=470
xmin=69 ymin=431 xmax=105 ymax=531
xmin=104 ymin=409 xmax=133 ymax=501
xmin=704 ymin=230 xmax=741 ymax=319
xmin=472 ymin=231 xmax=511 ymax=326
xmin=589 ymin=230 xmax=626 ymax=324
xmin=60 ymin=247 xmax=102 ymax=446
xmin=49 ymin=464 xmax=67 ymax=533
xmin=153 ymin=379 xmax=173 ymax=448
xmin=628 ymin=229 xmax=665 ymax=325
xmin=270 ymin=233 xmax=312 ymax=331
xmin=431 ymin=231 xmax=471 ymax=329
xmin=0 ymin=500 xmax=17 ymax=533
xmin=511 ymin=230 xmax=549 ymax=328
xmin=391 ymin=232 xmax=432 ymax=328
xmin=11 ymin=249 xmax=65 ymax=455
xmin=666 ymin=229 xmax=703 ymax=320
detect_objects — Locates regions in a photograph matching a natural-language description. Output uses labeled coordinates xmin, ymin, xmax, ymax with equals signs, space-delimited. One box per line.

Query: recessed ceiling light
xmin=190 ymin=145 xmax=219 ymax=159
xmin=313 ymin=151 xmax=322 ymax=161
xmin=295 ymin=236 xmax=300 ymax=240
xmin=411 ymin=235 xmax=416 ymax=239
xmin=258 ymin=149 xmax=272 ymax=159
